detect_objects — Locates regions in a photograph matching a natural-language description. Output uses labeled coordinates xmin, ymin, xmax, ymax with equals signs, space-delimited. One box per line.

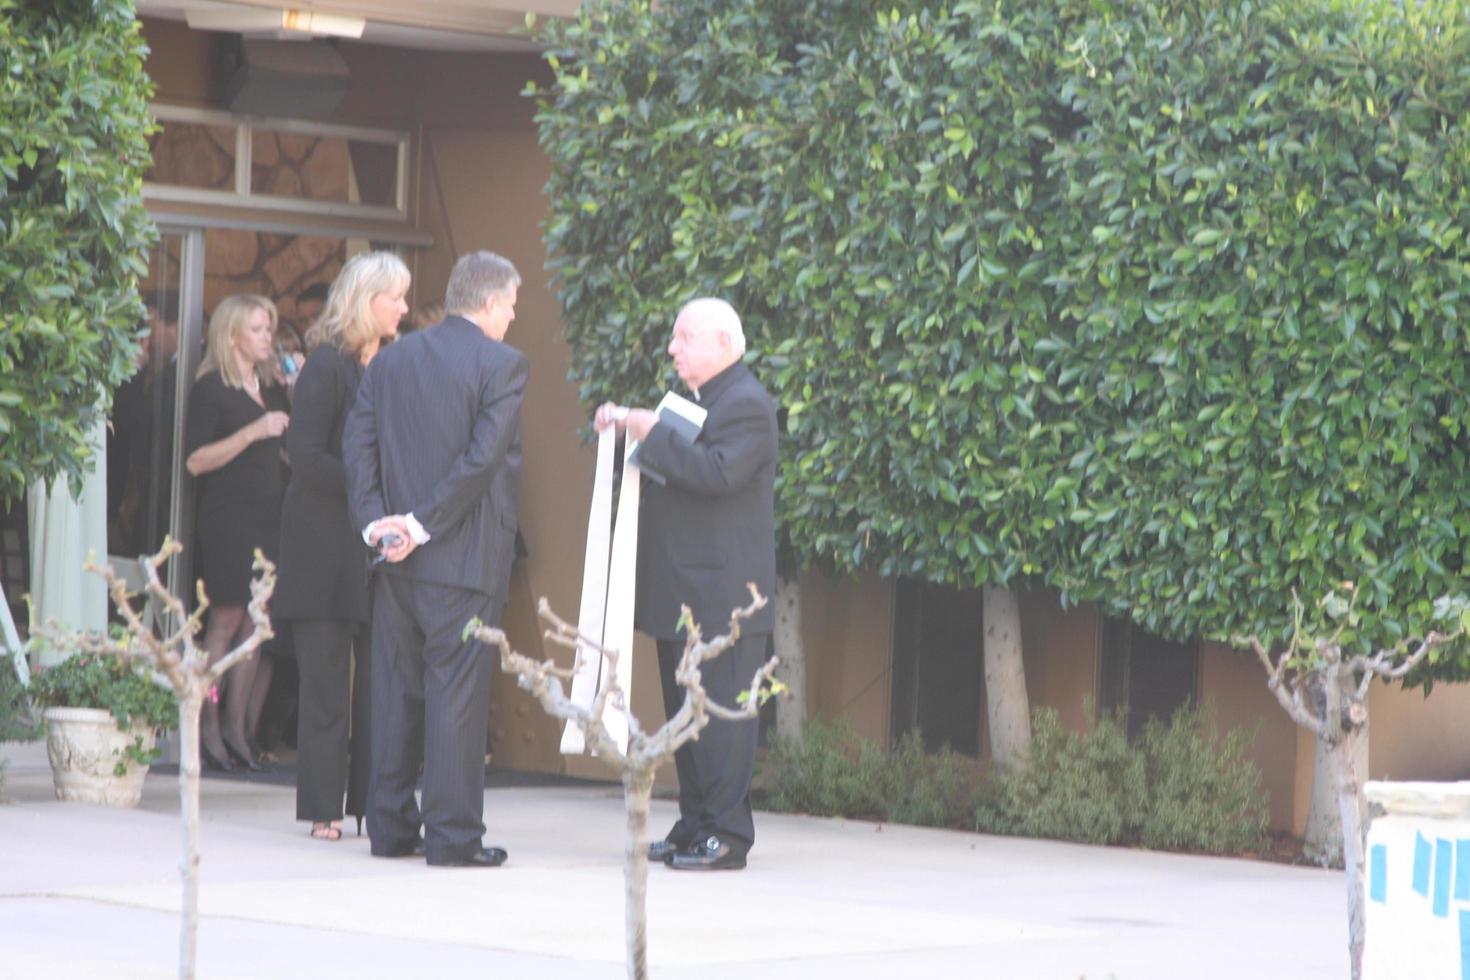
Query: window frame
xmin=144 ymin=103 xmax=412 ymax=222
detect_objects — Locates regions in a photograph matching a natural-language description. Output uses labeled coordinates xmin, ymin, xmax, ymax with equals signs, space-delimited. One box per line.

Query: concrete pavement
xmin=0 ymin=740 xmax=1346 ymax=979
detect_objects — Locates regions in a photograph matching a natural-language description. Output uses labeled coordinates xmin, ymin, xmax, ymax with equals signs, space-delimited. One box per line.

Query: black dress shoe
xmin=373 ymin=837 xmax=427 ymax=858
xmin=647 ymin=838 xmax=687 ymax=863
xmin=427 ymin=846 xmax=509 ymax=868
xmin=668 ymin=834 xmax=747 ymax=871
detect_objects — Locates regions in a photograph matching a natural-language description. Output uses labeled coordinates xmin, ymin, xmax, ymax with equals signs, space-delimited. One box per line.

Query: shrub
xmin=1137 ymin=705 xmax=1268 ymax=854
xmin=0 ymin=655 xmax=39 ymax=743
xmin=536 ymin=0 xmax=1470 ymax=689
xmin=884 ymin=730 xmax=977 ymax=828
xmin=760 ymin=719 xmax=977 ymax=827
xmin=762 ymin=707 xmax=1267 ymax=854
xmin=975 ymin=708 xmax=1145 ymax=846
xmin=761 ymin=718 xmax=887 ymax=819
xmin=975 ymin=704 xmax=1269 ymax=854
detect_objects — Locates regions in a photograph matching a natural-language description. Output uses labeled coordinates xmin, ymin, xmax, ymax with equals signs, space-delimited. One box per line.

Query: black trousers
xmin=368 ymin=574 xmax=498 ymax=863
xmin=657 ymin=631 xmax=767 ymax=850
xmin=292 ymin=619 xmax=371 ymax=823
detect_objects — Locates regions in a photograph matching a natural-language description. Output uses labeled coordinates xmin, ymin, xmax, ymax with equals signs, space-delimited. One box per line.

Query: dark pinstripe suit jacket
xmin=342 ymin=316 xmax=526 ymax=606
xmin=633 ymin=361 xmax=778 ymax=640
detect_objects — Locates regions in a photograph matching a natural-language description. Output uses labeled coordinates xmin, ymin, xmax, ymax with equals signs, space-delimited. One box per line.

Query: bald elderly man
xmin=595 ymin=297 xmax=778 ymax=871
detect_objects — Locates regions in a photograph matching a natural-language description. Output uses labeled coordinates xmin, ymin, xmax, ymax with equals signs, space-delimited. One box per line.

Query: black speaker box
xmin=222 ymin=38 xmax=350 ymax=120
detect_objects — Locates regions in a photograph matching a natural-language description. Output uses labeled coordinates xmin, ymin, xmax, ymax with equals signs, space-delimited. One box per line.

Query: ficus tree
xmin=531 ymin=0 xmax=1081 ymax=763
xmin=0 ymin=0 xmax=155 ymax=501
xmin=531 ymin=0 xmax=1470 ymax=892
xmin=1238 ymin=588 xmax=1469 ymax=980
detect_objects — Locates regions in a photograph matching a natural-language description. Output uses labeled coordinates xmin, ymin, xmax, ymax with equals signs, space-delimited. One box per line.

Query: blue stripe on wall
xmin=1436 ymin=838 xmax=1454 ymax=918
xmin=1458 ymin=840 xmax=1470 ymax=902
xmin=1415 ymin=833 xmax=1433 ymax=897
xmin=1460 ymin=909 xmax=1470 ymax=980
xmin=1370 ymin=844 xmax=1387 ymax=904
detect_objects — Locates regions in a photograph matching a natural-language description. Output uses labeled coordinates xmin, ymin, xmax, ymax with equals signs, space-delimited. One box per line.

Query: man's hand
xmin=594 ymin=401 xmax=629 ymax=432
xmin=594 ymin=401 xmax=657 ymax=441
xmin=369 ymin=516 xmax=417 ymax=563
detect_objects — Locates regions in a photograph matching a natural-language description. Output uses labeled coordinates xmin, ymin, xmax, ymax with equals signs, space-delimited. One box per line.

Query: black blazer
xmin=634 ymin=361 xmax=778 ymax=640
xmin=342 ymin=316 xmax=526 ymax=606
xmin=276 ymin=344 xmax=370 ymax=624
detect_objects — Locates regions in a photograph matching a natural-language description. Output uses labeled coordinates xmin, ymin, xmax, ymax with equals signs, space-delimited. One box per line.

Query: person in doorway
xmin=343 ymin=250 xmax=526 ymax=868
xmin=184 ymin=294 xmax=291 ymax=773
xmin=278 ymin=251 xmax=409 ymax=841
xmin=295 ymin=282 xmax=329 ymax=345
xmin=593 ymin=297 xmax=778 ymax=871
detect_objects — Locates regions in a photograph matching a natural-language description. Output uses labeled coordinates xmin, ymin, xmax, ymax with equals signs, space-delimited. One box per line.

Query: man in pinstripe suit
xmin=343 ymin=251 xmax=526 ymax=868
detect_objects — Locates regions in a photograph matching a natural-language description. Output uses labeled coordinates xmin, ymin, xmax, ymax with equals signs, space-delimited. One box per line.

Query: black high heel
xmin=225 ymin=742 xmax=266 ymax=773
xmin=202 ymin=747 xmax=236 ymax=773
xmin=355 ymin=816 xmax=364 ymax=837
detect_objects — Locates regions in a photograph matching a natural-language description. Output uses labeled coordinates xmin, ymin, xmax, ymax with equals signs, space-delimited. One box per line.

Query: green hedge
xmin=0 ymin=0 xmax=155 ymax=500
xmin=534 ymin=0 xmax=1470 ymax=672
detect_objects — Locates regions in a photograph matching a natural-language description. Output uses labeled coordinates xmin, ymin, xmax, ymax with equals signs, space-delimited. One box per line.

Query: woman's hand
xmin=252 ymin=411 xmax=290 ymax=441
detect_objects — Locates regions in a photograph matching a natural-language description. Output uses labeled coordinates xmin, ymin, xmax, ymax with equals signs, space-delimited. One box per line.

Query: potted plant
xmin=29 ymin=638 xmax=177 ymax=807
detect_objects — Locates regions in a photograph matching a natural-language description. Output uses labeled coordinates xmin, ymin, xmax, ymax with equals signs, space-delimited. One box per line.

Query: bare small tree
xmin=467 ymin=585 xmax=779 ymax=980
xmin=36 ymin=541 xmax=275 ymax=980
xmin=1236 ymin=586 xmax=1467 ymax=980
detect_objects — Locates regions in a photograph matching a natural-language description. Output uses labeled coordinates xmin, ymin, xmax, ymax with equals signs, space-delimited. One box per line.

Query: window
xmin=145 ymin=105 xmax=409 ymax=220
xmin=889 ymin=579 xmax=982 ymax=755
xmin=1098 ymin=617 xmax=1198 ymax=739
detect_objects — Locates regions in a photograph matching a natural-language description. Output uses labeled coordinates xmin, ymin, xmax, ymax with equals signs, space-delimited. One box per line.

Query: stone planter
xmin=1363 ymin=781 xmax=1470 ymax=980
xmin=43 ymin=706 xmax=157 ymax=807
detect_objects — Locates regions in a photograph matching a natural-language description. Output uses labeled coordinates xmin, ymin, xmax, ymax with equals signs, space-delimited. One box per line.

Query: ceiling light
xmin=185 ymin=7 xmax=366 ymax=40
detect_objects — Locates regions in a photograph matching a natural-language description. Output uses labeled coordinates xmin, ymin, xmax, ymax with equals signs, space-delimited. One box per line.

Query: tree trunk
xmin=178 ymin=692 xmax=202 ymax=980
xmin=1304 ymin=674 xmax=1370 ymax=867
xmin=773 ymin=575 xmax=806 ymax=743
xmin=1331 ymin=734 xmax=1366 ymax=980
xmin=981 ymin=584 xmax=1029 ymax=770
xmin=1304 ymin=734 xmax=1343 ymax=866
xmin=623 ymin=769 xmax=653 ymax=980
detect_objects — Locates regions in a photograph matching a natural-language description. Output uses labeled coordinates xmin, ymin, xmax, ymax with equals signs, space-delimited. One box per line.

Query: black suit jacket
xmin=634 ymin=361 xmax=778 ymax=640
xmin=342 ymin=316 xmax=526 ymax=606
xmin=276 ymin=344 xmax=370 ymax=624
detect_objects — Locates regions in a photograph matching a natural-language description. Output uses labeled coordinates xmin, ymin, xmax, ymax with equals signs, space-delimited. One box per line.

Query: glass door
xmin=107 ymin=226 xmax=204 ymax=611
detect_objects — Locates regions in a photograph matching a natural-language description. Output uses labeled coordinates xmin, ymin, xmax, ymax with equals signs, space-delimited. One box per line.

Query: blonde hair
xmin=198 ymin=294 xmax=277 ymax=389
xmin=306 ymin=252 xmax=411 ymax=355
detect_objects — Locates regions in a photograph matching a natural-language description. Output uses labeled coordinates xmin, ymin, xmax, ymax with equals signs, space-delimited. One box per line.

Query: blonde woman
xmin=184 ymin=294 xmax=291 ymax=772
xmin=277 ymin=252 xmax=408 ymax=840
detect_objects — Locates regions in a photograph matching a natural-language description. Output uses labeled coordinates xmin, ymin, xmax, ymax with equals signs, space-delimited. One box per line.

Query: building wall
xmin=800 ymin=570 xmax=894 ymax=744
xmin=1019 ymin=591 xmax=1099 ymax=741
xmin=1370 ymin=681 xmax=1470 ymax=783
xmin=1197 ymin=640 xmax=1300 ymax=833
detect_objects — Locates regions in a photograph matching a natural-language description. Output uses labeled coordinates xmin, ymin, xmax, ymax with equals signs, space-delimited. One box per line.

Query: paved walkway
xmin=1 ymin=741 xmax=1346 ymax=979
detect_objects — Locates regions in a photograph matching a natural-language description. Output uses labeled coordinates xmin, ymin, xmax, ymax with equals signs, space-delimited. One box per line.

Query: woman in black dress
xmin=277 ymin=252 xmax=409 ymax=841
xmin=185 ymin=294 xmax=290 ymax=772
